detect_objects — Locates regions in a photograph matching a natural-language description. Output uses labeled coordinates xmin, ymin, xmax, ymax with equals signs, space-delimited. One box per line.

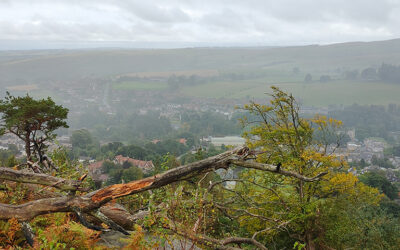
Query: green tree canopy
xmin=360 ymin=171 xmax=399 ymax=200
xmin=121 ymin=166 xmax=143 ymax=183
xmin=235 ymin=86 xmax=381 ymax=248
xmin=71 ymin=129 xmax=94 ymax=149
xmin=0 ymin=92 xmax=68 ymax=160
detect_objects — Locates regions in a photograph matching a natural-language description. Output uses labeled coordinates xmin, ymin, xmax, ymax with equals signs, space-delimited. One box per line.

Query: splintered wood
xmin=91 ymin=177 xmax=155 ymax=202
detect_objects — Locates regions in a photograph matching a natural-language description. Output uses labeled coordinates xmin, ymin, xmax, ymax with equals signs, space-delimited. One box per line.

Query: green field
xmin=2 ymin=38 xmax=400 ymax=107
xmin=112 ymin=81 xmax=168 ymax=90
xmin=1 ymin=39 xmax=400 ymax=83
xmin=181 ymin=80 xmax=400 ymax=106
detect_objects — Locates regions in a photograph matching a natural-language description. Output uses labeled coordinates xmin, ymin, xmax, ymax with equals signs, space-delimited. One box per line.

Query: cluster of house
xmin=342 ymin=138 xmax=386 ymax=164
xmin=87 ymin=155 xmax=155 ymax=184
xmin=336 ymin=137 xmax=400 ymax=182
xmin=138 ymin=102 xmax=237 ymax=122
xmin=0 ymin=134 xmax=25 ymax=156
xmin=0 ymin=134 xmax=72 ymax=157
xmin=352 ymin=165 xmax=400 ymax=182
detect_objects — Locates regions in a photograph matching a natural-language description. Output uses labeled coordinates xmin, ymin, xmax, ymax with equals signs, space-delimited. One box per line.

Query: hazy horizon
xmin=1 ymin=37 xmax=399 ymax=51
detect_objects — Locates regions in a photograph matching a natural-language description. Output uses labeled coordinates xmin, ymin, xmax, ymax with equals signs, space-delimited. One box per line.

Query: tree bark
xmin=99 ymin=203 xmax=148 ymax=230
xmin=25 ymin=130 xmax=31 ymax=160
xmin=305 ymin=232 xmax=316 ymax=250
xmin=0 ymin=147 xmax=325 ymax=222
xmin=0 ymin=167 xmax=86 ymax=191
xmin=0 ymin=147 xmax=243 ymax=221
xmin=229 ymin=160 xmax=327 ymax=181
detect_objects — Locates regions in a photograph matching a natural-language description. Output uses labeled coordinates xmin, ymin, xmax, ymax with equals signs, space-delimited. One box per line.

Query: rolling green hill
xmin=1 ymin=39 xmax=400 ymax=81
xmin=1 ymin=39 xmax=400 ymax=106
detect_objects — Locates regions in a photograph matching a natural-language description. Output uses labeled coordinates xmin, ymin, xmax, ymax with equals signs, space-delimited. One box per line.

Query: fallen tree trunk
xmin=99 ymin=204 xmax=149 ymax=230
xmin=0 ymin=147 xmax=244 ymax=221
xmin=0 ymin=146 xmax=326 ymax=222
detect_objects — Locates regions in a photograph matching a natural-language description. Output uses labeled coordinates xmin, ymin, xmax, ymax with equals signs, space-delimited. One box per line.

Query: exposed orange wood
xmin=91 ymin=177 xmax=155 ymax=202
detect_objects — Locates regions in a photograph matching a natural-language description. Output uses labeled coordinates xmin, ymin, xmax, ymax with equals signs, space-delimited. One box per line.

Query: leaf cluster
xmin=0 ymin=92 xmax=69 ymax=137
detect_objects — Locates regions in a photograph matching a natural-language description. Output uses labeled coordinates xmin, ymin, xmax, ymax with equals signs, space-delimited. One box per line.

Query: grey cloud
xmin=120 ymin=1 xmax=191 ymax=23
xmin=200 ymin=9 xmax=251 ymax=32
xmin=0 ymin=0 xmax=399 ymax=46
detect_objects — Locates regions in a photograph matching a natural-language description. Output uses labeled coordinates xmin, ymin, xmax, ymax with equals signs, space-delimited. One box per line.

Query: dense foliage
xmin=0 ymin=92 xmax=69 ymax=159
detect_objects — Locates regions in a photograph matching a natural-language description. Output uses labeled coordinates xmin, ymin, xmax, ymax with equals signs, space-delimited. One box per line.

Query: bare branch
xmin=221 ymin=236 xmax=267 ymax=250
xmin=90 ymin=210 xmax=129 ymax=235
xmin=73 ymin=207 xmax=106 ymax=232
xmin=0 ymin=167 xmax=86 ymax=191
xmin=230 ymin=160 xmax=327 ymax=182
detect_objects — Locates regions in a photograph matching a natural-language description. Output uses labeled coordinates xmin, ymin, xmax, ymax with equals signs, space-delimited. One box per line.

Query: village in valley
xmin=2 ymin=115 xmax=400 ymax=186
xmin=1 ymin=74 xmax=400 ymax=187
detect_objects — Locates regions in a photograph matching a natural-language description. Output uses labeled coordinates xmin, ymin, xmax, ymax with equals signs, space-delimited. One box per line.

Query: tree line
xmin=304 ymin=63 xmax=400 ymax=83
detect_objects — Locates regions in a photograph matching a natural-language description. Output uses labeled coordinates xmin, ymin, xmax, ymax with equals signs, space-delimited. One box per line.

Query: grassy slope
xmin=180 ymin=80 xmax=400 ymax=106
xmin=1 ymin=39 xmax=400 ymax=106
xmin=1 ymin=39 xmax=400 ymax=81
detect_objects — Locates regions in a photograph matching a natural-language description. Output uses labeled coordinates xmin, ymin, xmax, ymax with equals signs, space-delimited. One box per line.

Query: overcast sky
xmin=1 ymin=0 xmax=400 ymax=49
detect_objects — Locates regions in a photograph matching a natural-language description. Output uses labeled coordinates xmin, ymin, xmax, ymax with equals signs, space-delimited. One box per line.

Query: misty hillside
xmin=1 ymin=39 xmax=400 ymax=82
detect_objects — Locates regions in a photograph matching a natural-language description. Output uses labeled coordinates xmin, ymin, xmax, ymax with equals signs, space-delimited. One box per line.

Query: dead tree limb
xmin=0 ymin=167 xmax=86 ymax=192
xmin=230 ymin=160 xmax=328 ymax=182
xmin=99 ymin=204 xmax=148 ymax=230
xmin=90 ymin=210 xmax=130 ymax=235
xmin=0 ymin=147 xmax=243 ymax=221
xmin=167 ymin=224 xmax=267 ymax=250
xmin=0 ymin=147 xmax=326 ymax=222
xmin=73 ymin=207 xmax=106 ymax=231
